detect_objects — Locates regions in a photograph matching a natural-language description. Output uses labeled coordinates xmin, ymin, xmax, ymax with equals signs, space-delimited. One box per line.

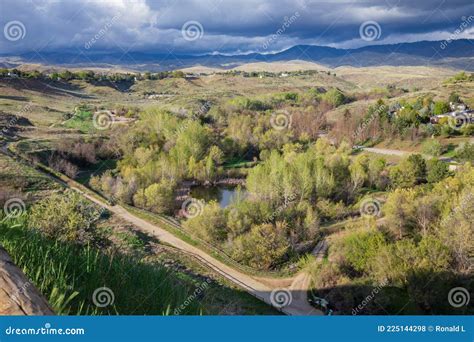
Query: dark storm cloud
xmin=0 ymin=0 xmax=473 ymax=54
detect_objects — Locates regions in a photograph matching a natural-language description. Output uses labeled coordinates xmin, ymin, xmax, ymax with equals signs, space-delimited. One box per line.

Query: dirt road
xmin=1 ymin=143 xmax=321 ymax=315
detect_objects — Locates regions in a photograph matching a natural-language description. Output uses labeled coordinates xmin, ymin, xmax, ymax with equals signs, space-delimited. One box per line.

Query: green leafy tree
xmin=232 ymin=223 xmax=288 ymax=270
xmin=432 ymin=101 xmax=450 ymax=115
xmin=183 ymin=202 xmax=228 ymax=243
xmin=426 ymin=159 xmax=449 ymax=183
xmin=143 ymin=180 xmax=175 ymax=214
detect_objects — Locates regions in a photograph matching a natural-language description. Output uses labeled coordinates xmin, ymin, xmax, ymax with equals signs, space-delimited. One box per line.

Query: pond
xmin=190 ymin=185 xmax=247 ymax=208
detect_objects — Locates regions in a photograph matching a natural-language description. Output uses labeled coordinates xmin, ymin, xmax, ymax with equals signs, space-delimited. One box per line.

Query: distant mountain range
xmin=1 ymin=39 xmax=473 ymax=71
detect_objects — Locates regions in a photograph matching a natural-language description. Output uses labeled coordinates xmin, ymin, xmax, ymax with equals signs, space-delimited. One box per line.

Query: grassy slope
xmin=0 ymin=153 xmax=278 ymax=315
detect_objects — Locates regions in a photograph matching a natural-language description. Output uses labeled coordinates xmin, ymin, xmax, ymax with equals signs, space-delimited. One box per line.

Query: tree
xmin=389 ymin=159 xmax=417 ymax=188
xmin=183 ymin=202 xmax=228 ymax=243
xmin=321 ymin=88 xmax=346 ymax=107
xmin=426 ymin=159 xmax=449 ymax=183
xmin=432 ymin=101 xmax=450 ymax=115
xmin=338 ymin=229 xmax=386 ymax=273
xmin=436 ymin=188 xmax=474 ymax=272
xmin=349 ymin=154 xmax=368 ymax=194
xmin=143 ymin=180 xmax=175 ymax=214
xmin=232 ymin=223 xmax=288 ymax=269
xmin=413 ymin=196 xmax=440 ymax=236
xmin=455 ymin=142 xmax=474 ymax=163
xmin=384 ymin=188 xmax=417 ymax=238
xmin=367 ymin=157 xmax=387 ymax=189
xmin=407 ymin=154 xmax=426 ymax=180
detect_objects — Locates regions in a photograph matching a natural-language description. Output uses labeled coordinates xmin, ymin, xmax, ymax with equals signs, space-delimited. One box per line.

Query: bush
xmin=427 ymin=159 xmax=449 ymax=183
xmin=337 ymin=230 xmax=386 ymax=274
xmin=321 ymin=88 xmax=346 ymax=107
xmin=183 ymin=201 xmax=228 ymax=244
xmin=231 ymin=223 xmax=288 ymax=270
xmin=455 ymin=142 xmax=474 ymax=163
xmin=28 ymin=191 xmax=104 ymax=244
xmin=421 ymin=139 xmax=443 ymax=157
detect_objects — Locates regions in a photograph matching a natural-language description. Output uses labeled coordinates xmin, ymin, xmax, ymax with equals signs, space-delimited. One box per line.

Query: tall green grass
xmin=0 ymin=216 xmax=202 ymax=315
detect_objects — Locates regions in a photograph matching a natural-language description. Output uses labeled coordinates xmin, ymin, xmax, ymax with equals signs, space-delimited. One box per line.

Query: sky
xmin=0 ymin=0 xmax=473 ymax=55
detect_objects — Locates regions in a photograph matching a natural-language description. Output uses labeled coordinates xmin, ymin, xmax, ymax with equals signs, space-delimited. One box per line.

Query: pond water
xmin=190 ymin=185 xmax=246 ymax=208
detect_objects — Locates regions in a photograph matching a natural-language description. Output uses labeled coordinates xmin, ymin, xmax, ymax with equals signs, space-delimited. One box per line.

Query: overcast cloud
xmin=0 ymin=0 xmax=473 ymax=55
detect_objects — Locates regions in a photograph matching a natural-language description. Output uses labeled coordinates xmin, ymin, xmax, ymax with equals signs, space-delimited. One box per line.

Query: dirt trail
xmin=79 ymin=193 xmax=321 ymax=316
xmin=2 ymin=142 xmax=321 ymax=315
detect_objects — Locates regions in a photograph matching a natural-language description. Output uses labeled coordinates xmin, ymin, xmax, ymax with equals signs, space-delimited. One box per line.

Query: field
xmin=0 ymin=62 xmax=472 ymax=316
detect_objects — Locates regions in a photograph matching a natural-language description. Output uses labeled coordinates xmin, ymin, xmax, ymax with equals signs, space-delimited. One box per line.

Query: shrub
xmin=455 ymin=142 xmax=474 ymax=163
xmin=421 ymin=139 xmax=443 ymax=157
xmin=427 ymin=159 xmax=449 ymax=183
xmin=28 ymin=191 xmax=104 ymax=244
xmin=231 ymin=223 xmax=288 ymax=270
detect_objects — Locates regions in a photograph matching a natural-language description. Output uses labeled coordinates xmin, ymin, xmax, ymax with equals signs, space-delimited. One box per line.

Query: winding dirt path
xmin=1 ymin=142 xmax=321 ymax=315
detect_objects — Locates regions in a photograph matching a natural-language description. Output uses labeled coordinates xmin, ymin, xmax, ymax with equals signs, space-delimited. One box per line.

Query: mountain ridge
xmin=1 ymin=39 xmax=473 ymax=71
